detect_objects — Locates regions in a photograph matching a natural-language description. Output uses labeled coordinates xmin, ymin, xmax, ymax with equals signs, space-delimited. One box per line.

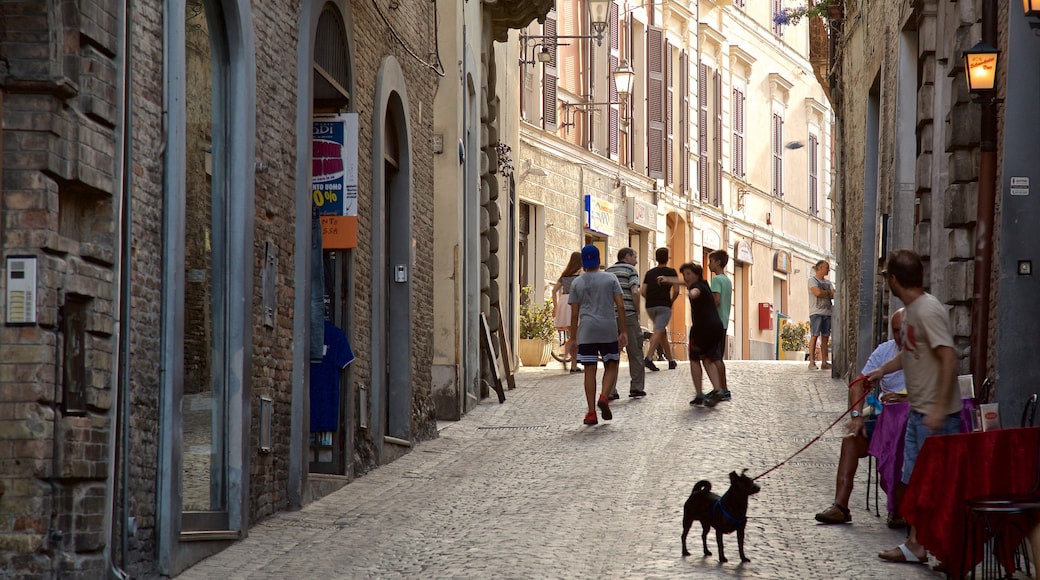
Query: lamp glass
xmin=588 ymin=0 xmax=609 ymax=31
xmin=963 ymin=42 xmax=998 ymax=93
xmin=1026 ymin=0 xmax=1040 ymax=17
xmin=538 ymin=48 xmax=551 ymax=63
xmin=614 ymin=60 xmax=635 ymax=97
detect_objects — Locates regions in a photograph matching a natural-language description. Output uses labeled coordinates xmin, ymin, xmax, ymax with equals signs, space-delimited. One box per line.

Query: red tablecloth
xmin=866 ymin=399 xmax=976 ymax=513
xmin=901 ymin=427 xmax=1040 ymax=577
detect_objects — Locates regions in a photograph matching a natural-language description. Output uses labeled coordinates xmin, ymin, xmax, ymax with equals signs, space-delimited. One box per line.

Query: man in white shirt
xmin=815 ymin=309 xmax=906 ymax=526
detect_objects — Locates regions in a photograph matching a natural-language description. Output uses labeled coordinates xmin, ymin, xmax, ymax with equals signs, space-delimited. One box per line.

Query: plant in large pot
xmin=518 ymin=286 xmax=555 ymax=367
xmin=780 ymin=320 xmax=810 ymax=361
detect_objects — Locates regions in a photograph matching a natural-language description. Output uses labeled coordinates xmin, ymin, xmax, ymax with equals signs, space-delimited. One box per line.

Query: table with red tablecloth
xmin=866 ymin=399 xmax=976 ymax=514
xmin=900 ymin=427 xmax=1040 ymax=577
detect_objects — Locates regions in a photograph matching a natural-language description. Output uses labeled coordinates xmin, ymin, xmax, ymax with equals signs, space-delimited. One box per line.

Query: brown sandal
xmin=814 ymin=503 xmax=851 ymax=524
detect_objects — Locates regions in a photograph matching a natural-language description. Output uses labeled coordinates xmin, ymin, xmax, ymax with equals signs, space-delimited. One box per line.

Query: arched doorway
xmin=371 ymin=58 xmax=413 ymax=462
xmin=308 ymin=1 xmax=356 ymax=477
xmin=666 ymin=212 xmax=688 ymax=360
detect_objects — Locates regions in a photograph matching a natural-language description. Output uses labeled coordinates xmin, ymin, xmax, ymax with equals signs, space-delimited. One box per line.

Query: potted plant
xmin=780 ymin=320 xmax=810 ymax=361
xmin=518 ymin=286 xmax=555 ymax=366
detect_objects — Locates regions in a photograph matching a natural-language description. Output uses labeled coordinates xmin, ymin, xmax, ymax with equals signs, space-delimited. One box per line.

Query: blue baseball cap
xmin=581 ymin=244 xmax=600 ymax=268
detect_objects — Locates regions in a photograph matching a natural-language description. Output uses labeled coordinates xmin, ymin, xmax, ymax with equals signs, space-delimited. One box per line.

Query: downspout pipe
xmin=971 ymin=0 xmax=998 ymax=388
xmin=105 ymin=0 xmax=133 ymax=576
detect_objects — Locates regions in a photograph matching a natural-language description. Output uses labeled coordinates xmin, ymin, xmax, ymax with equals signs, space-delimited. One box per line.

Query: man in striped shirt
xmin=606 ymin=248 xmax=646 ymax=398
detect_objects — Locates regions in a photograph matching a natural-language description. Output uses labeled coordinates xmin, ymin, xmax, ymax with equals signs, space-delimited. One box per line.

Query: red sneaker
xmin=583 ymin=412 xmax=598 ymax=425
xmin=597 ymin=396 xmax=613 ymax=421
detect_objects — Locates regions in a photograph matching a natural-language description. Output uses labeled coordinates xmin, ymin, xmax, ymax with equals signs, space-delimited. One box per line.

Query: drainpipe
xmin=104 ymin=0 xmax=133 ymax=576
xmin=971 ymin=0 xmax=998 ymax=388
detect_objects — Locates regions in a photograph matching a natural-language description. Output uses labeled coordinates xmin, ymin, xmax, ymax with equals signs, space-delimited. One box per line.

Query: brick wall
xmin=2 ymin=0 xmax=440 ymax=576
xmin=0 ymin=0 xmax=120 ymax=576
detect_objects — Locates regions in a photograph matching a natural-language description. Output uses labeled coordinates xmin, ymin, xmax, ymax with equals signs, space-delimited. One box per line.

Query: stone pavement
xmin=179 ymin=361 xmax=942 ymax=579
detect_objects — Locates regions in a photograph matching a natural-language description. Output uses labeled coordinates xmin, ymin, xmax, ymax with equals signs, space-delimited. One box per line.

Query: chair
xmin=864 ymin=383 xmax=882 ymax=518
xmin=1022 ymin=393 xmax=1038 ymax=428
xmin=962 ymin=424 xmax=1040 ymax=579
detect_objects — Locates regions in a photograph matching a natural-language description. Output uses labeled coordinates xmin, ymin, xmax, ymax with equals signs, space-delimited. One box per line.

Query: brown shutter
xmin=609 ymin=55 xmax=619 ymax=158
xmin=809 ymin=134 xmax=819 ymax=214
xmin=665 ymin=40 xmax=674 ymax=186
xmin=733 ymin=88 xmax=745 ymax=178
xmin=713 ymin=70 xmax=722 ymax=206
xmin=698 ymin=62 xmax=708 ymax=202
xmin=772 ymin=113 xmax=783 ymax=197
xmin=610 ymin=2 xmax=619 ymax=51
xmin=647 ymin=26 xmax=664 ymax=179
xmin=680 ymin=50 xmax=689 ymax=196
xmin=543 ymin=16 xmax=558 ymax=132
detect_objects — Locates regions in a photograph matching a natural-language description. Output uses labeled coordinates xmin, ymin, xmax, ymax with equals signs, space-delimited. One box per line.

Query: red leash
xmin=753 ymin=375 xmax=871 ymax=482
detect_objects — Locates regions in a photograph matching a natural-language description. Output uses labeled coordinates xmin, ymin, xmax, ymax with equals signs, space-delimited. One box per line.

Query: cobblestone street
xmin=179 ymin=361 xmax=939 ymax=579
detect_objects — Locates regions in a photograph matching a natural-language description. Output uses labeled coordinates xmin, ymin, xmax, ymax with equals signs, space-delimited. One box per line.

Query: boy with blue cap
xmin=567 ymin=244 xmax=629 ymax=425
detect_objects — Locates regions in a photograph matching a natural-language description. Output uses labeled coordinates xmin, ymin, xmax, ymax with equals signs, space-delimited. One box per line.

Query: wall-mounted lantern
xmin=963 ymin=41 xmax=999 ymax=94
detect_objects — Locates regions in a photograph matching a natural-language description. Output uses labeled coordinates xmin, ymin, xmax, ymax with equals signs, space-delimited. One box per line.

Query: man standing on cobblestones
xmin=869 ymin=250 xmax=960 ymax=565
xmin=606 ymin=248 xmax=646 ymax=399
xmin=709 ymin=250 xmax=732 ymax=398
xmin=808 ymin=260 xmax=835 ymax=370
xmin=568 ymin=244 xmax=628 ymax=426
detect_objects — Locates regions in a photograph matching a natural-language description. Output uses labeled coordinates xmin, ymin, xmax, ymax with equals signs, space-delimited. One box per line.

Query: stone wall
xmin=833 ymin=0 xmax=981 ymax=376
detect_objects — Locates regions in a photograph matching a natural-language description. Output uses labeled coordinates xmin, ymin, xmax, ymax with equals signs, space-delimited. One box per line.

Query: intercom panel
xmin=6 ymin=256 xmax=38 ymax=326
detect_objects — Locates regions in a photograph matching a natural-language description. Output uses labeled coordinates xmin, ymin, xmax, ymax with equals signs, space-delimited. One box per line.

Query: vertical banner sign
xmin=312 ymin=114 xmax=359 ymax=248
xmin=584 ymin=195 xmax=613 ymax=235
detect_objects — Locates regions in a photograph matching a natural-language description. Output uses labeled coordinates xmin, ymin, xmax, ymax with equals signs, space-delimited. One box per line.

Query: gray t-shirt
xmin=569 ymin=270 xmax=623 ymax=344
xmin=808 ymin=276 xmax=834 ymax=317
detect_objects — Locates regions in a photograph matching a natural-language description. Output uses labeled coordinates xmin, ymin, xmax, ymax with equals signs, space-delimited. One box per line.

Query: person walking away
xmin=642 ymin=247 xmax=679 ymax=371
xmin=659 ymin=263 xmax=724 ymax=406
xmin=567 ymin=245 xmax=628 ymax=426
xmin=815 ymin=309 xmax=908 ymax=527
xmin=552 ymin=251 xmax=583 ymax=373
xmin=808 ymin=260 xmax=835 ymax=370
xmin=606 ymin=248 xmax=646 ymax=399
xmin=869 ymin=250 xmax=961 ymax=565
xmin=708 ymin=250 xmax=732 ymax=400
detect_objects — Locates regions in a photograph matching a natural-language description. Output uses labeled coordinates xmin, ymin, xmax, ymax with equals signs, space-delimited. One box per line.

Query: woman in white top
xmin=552 ymin=251 xmax=583 ymax=372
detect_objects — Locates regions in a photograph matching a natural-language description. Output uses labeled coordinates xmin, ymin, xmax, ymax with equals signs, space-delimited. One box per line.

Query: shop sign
xmin=313 ymin=113 xmax=359 ymax=248
xmin=703 ymin=228 xmax=722 ymax=251
xmin=734 ymin=240 xmax=754 ymax=264
xmin=585 ymin=195 xmax=613 ymax=235
xmin=773 ymin=250 xmax=791 ymax=273
xmin=626 ymin=198 xmax=656 ymax=230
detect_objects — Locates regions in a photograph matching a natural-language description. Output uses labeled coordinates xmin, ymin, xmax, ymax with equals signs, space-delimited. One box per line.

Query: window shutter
xmin=610 ymin=2 xmax=619 ymax=51
xmin=698 ymin=62 xmax=708 ymax=202
xmin=733 ymin=88 xmax=745 ymax=178
xmin=772 ymin=0 xmax=783 ymax=36
xmin=609 ymin=55 xmax=619 ymax=158
xmin=647 ymin=26 xmax=664 ymax=179
xmin=772 ymin=113 xmax=783 ymax=197
xmin=543 ymin=16 xmax=558 ymax=132
xmin=809 ymin=134 xmax=819 ymax=214
xmin=680 ymin=50 xmax=689 ymax=196
xmin=665 ymin=40 xmax=674 ymax=186
xmin=713 ymin=70 xmax=722 ymax=206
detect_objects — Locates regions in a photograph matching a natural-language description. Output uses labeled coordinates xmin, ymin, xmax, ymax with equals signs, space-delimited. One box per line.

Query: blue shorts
xmin=901 ymin=410 xmax=962 ymax=484
xmin=577 ymin=342 xmax=621 ymax=366
xmin=646 ymin=306 xmax=673 ymax=331
xmin=810 ymin=314 xmax=832 ymax=337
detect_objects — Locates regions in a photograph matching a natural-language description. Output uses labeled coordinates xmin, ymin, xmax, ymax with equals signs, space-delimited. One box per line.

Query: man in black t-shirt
xmin=641 ymin=247 xmax=679 ymax=371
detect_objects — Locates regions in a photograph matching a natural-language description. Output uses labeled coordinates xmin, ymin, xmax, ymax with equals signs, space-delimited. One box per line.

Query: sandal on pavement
xmin=814 ymin=503 xmax=851 ymax=524
xmin=879 ymin=543 xmax=926 ymax=565
xmin=886 ymin=513 xmax=908 ymax=529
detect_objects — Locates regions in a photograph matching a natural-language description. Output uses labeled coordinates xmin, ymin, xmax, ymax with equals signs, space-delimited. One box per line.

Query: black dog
xmin=681 ymin=469 xmax=761 ymax=563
